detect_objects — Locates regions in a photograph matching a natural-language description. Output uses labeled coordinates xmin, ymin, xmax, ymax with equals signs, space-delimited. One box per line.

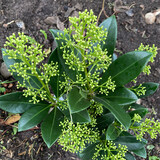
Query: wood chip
xmin=18 ymin=151 xmax=26 ymax=156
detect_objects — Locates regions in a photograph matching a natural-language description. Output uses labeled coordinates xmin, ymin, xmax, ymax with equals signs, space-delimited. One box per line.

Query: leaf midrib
xmin=95 ymin=97 xmax=129 ymax=129
xmin=111 ymin=54 xmax=150 ymax=80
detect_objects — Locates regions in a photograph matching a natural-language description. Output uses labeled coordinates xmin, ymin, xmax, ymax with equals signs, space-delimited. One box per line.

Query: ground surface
xmin=0 ymin=0 xmax=160 ymax=159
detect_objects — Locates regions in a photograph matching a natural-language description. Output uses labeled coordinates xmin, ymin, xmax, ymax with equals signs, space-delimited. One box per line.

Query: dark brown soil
xmin=0 ymin=0 xmax=160 ymax=159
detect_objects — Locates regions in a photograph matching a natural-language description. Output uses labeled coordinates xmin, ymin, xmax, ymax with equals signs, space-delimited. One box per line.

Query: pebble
xmin=125 ymin=9 xmax=134 ymax=17
xmin=136 ymin=99 xmax=142 ymax=105
xmin=0 ymin=62 xmax=11 ymax=78
xmin=145 ymin=12 xmax=156 ymax=24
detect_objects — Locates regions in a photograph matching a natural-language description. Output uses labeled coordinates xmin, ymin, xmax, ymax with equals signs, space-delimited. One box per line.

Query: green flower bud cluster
xmin=92 ymin=141 xmax=127 ymax=160
xmin=4 ymin=32 xmax=59 ymax=103
xmin=58 ymin=119 xmax=100 ymax=153
xmin=136 ymin=43 xmax=158 ymax=75
xmin=56 ymin=9 xmax=115 ymax=96
xmin=98 ymin=76 xmax=116 ymax=95
xmin=89 ymin=101 xmax=103 ymax=117
xmin=130 ymin=84 xmax=146 ymax=96
xmin=131 ymin=114 xmax=160 ymax=140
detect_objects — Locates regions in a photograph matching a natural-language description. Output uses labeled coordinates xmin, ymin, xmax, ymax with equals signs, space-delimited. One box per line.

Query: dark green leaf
xmin=106 ymin=123 xmax=121 ymax=140
xmin=130 ymin=103 xmax=146 ymax=109
xmin=138 ymin=82 xmax=159 ymax=98
xmin=49 ymin=29 xmax=79 ymax=81
xmin=125 ymin=152 xmax=136 ymax=160
xmin=106 ymin=87 xmax=138 ymax=105
xmin=114 ymin=136 xmax=147 ymax=151
xmin=96 ymin=113 xmax=115 ymax=130
xmin=132 ymin=147 xmax=147 ymax=158
xmin=72 ymin=109 xmax=91 ymax=123
xmin=68 ymin=87 xmax=91 ymax=113
xmin=41 ymin=107 xmax=64 ymax=148
xmin=94 ymin=96 xmax=131 ymax=130
xmin=0 ymin=92 xmax=49 ymax=113
xmin=78 ymin=142 xmax=99 ymax=160
xmin=129 ymin=108 xmax=148 ymax=118
xmin=61 ymin=108 xmax=91 ymax=123
xmin=48 ymin=48 xmax=65 ymax=97
xmin=2 ymin=49 xmax=42 ymax=89
xmin=99 ymin=15 xmax=117 ymax=57
xmin=100 ymin=51 xmax=152 ymax=87
xmin=18 ymin=105 xmax=50 ymax=131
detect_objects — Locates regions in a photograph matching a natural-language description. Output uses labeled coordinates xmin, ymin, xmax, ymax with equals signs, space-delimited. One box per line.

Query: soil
xmin=0 ymin=0 xmax=160 ymax=159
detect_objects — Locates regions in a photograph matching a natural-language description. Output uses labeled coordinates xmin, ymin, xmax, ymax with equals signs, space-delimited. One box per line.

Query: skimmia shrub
xmin=1 ymin=10 xmax=160 ymax=159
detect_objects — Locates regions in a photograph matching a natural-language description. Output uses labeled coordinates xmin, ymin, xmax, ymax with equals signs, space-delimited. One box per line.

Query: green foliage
xmin=0 ymin=9 xmax=159 ymax=160
xmin=131 ymin=114 xmax=160 ymax=140
xmin=136 ymin=43 xmax=157 ymax=75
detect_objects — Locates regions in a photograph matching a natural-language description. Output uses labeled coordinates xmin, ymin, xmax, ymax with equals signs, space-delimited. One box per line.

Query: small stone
xmin=15 ymin=20 xmax=25 ymax=30
xmin=136 ymin=99 xmax=142 ymax=105
xmin=145 ymin=12 xmax=156 ymax=24
xmin=125 ymin=9 xmax=134 ymax=17
xmin=0 ymin=62 xmax=11 ymax=78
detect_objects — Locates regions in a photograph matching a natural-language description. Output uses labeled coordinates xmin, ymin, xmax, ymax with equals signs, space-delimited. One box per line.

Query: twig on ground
xmin=97 ymin=0 xmax=108 ymax=24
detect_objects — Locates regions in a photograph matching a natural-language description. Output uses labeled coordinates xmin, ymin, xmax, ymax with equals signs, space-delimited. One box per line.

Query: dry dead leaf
xmin=75 ymin=3 xmax=83 ymax=11
xmin=114 ymin=0 xmax=130 ymax=13
xmin=65 ymin=7 xmax=75 ymax=17
xmin=44 ymin=16 xmax=64 ymax=30
xmin=44 ymin=16 xmax=57 ymax=25
xmin=8 ymin=83 xmax=14 ymax=88
xmin=56 ymin=16 xmax=65 ymax=30
xmin=5 ymin=114 xmax=21 ymax=125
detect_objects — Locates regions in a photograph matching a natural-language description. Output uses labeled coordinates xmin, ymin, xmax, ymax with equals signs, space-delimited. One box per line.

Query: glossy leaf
xmin=72 ymin=110 xmax=91 ymax=123
xmin=41 ymin=107 xmax=64 ymax=148
xmin=48 ymin=48 xmax=65 ymax=97
xmin=78 ymin=142 xmax=99 ymax=160
xmin=125 ymin=152 xmax=136 ymax=160
xmin=129 ymin=108 xmax=148 ymax=118
xmin=130 ymin=103 xmax=146 ymax=109
xmin=96 ymin=113 xmax=115 ymax=130
xmin=0 ymin=92 xmax=49 ymax=113
xmin=61 ymin=108 xmax=91 ymax=123
xmin=2 ymin=49 xmax=42 ymax=89
xmin=49 ymin=29 xmax=79 ymax=81
xmin=132 ymin=147 xmax=147 ymax=158
xmin=68 ymin=87 xmax=91 ymax=113
xmin=94 ymin=96 xmax=131 ymax=130
xmin=114 ymin=136 xmax=147 ymax=151
xmin=138 ymin=82 xmax=159 ymax=98
xmin=99 ymin=15 xmax=117 ymax=57
xmin=106 ymin=123 xmax=121 ymax=140
xmin=100 ymin=51 xmax=152 ymax=87
xmin=106 ymin=87 xmax=138 ymax=105
xmin=18 ymin=105 xmax=50 ymax=131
